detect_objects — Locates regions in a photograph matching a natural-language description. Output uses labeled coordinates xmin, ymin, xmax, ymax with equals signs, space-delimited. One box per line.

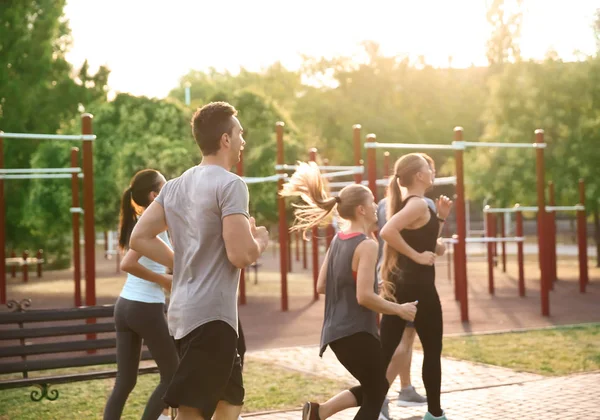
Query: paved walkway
xmin=245 ymin=345 xmax=600 ymax=420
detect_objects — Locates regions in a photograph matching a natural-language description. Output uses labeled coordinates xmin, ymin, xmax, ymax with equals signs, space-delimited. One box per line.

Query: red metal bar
xmin=302 ymin=232 xmax=307 ymax=269
xmin=577 ymin=179 xmax=588 ymax=292
xmin=485 ymin=210 xmax=495 ymax=295
xmin=353 ymin=125 xmax=362 ymax=184
xmin=454 ymin=127 xmax=469 ymax=322
xmin=295 ymin=230 xmax=300 ymax=262
xmin=548 ymin=181 xmax=557 ymax=288
xmin=383 ymin=151 xmax=390 ymax=177
xmin=309 ymin=147 xmax=319 ymax=301
xmin=452 ymin=234 xmax=460 ymax=301
xmin=535 ymin=129 xmax=550 ymax=316
xmin=287 ymin=229 xmax=293 ymax=273
xmin=500 ymin=214 xmax=506 ymax=273
xmin=0 ymin=134 xmax=5 ymax=303
xmin=71 ymin=147 xmax=82 ymax=307
xmin=276 ymin=122 xmax=288 ymax=311
xmin=491 ymin=214 xmax=498 ymax=267
xmin=22 ymin=250 xmax=29 ymax=283
xmin=515 ymin=207 xmax=525 ymax=296
xmin=36 ymin=249 xmax=43 ymax=278
xmin=82 ymin=114 xmax=96 ymax=307
xmin=366 ymin=134 xmax=377 ymax=201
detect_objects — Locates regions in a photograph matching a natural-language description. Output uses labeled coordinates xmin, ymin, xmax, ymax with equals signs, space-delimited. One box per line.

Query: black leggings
xmin=104 ymin=297 xmax=179 ymax=420
xmin=380 ymin=279 xmax=443 ymax=417
xmin=329 ymin=333 xmax=389 ymax=420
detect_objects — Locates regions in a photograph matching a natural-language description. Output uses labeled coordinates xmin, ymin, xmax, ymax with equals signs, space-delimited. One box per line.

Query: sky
xmin=63 ymin=0 xmax=598 ymax=99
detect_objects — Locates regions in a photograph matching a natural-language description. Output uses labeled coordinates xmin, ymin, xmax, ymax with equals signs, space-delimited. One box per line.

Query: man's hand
xmin=250 ymin=217 xmax=269 ymax=253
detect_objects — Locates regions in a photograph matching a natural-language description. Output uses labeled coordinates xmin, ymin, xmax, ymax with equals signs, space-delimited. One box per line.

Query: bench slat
xmin=0 ymin=365 xmax=158 ymax=390
xmin=0 ymin=350 xmax=152 ymax=375
xmin=0 ymin=338 xmax=117 ymax=359
xmin=0 ymin=305 xmax=114 ymax=324
xmin=0 ymin=322 xmax=115 ymax=340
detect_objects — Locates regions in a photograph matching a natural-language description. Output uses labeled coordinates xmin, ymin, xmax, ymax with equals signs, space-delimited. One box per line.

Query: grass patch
xmin=435 ymin=323 xmax=600 ymax=376
xmin=0 ymin=360 xmax=345 ymax=419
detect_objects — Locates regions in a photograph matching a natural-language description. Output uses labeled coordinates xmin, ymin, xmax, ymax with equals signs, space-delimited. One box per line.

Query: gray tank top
xmin=319 ymin=232 xmax=379 ymax=356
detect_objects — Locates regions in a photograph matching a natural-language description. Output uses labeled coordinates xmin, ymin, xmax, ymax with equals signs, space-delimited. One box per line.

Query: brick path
xmin=245 ymin=345 xmax=600 ymax=420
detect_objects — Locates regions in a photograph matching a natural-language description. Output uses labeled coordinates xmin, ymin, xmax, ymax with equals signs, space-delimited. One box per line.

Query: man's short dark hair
xmin=191 ymin=102 xmax=237 ymax=155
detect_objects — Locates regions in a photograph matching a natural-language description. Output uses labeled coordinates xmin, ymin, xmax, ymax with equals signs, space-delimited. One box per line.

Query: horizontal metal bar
xmin=275 ymin=164 xmax=364 ymax=172
xmin=70 ymin=207 xmax=84 ymax=213
xmin=462 ymin=141 xmax=546 ymax=149
xmin=0 ymin=133 xmax=96 ymax=141
xmin=0 ymin=168 xmax=81 ymax=174
xmin=485 ymin=205 xmax=584 ymax=213
xmin=442 ymin=237 xmax=525 ymax=244
xmin=0 ymin=173 xmax=84 ymax=180
xmin=243 ymin=174 xmax=288 ymax=184
xmin=465 ymin=237 xmax=525 ymax=243
xmin=547 ymin=205 xmax=584 ymax=212
xmin=0 ymin=305 xmax=114 ymax=325
xmin=365 ymin=142 xmax=455 ymax=150
xmin=320 ymin=168 xmax=363 ymax=178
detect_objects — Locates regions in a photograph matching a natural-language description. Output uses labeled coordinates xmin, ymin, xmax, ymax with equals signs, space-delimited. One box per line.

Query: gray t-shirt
xmin=154 ymin=165 xmax=249 ymax=340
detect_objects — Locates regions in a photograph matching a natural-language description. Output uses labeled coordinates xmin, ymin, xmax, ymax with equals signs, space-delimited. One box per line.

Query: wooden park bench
xmin=0 ymin=299 xmax=158 ymax=402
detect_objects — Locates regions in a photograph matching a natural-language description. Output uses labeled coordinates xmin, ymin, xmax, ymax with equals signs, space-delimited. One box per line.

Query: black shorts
xmin=163 ymin=320 xmax=244 ymax=417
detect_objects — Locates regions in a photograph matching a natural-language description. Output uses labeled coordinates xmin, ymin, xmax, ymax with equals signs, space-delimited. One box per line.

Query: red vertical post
xmin=353 ymin=124 xmax=362 ymax=184
xmin=500 ymin=214 xmax=506 ymax=273
xmin=309 ymin=148 xmax=319 ymax=301
xmin=515 ymin=205 xmax=525 ymax=297
xmin=452 ymin=234 xmax=460 ymax=300
xmin=276 ymin=122 xmax=288 ymax=311
xmin=11 ymin=250 xmax=16 ymax=278
xmin=82 ymin=114 xmax=96 ymax=307
xmin=577 ymin=179 xmax=588 ymax=292
xmin=366 ymin=134 xmax=377 ymax=201
xmin=302 ymin=232 xmax=307 ymax=269
xmin=383 ymin=151 xmax=391 ymax=177
xmin=295 ymin=230 xmax=300 ymax=262
xmin=485 ymin=209 xmax=494 ymax=295
xmin=548 ymin=181 xmax=557 ymax=287
xmin=71 ymin=147 xmax=82 ymax=307
xmin=287 ymin=229 xmax=293 ymax=273
xmin=535 ymin=129 xmax=550 ymax=316
xmin=22 ymin=250 xmax=28 ymax=283
xmin=236 ymin=153 xmax=246 ymax=306
xmin=491 ymin=214 xmax=498 ymax=266
xmin=0 ymin=134 xmax=5 ymax=304
xmin=454 ymin=127 xmax=469 ymax=322
xmin=36 ymin=249 xmax=43 ymax=278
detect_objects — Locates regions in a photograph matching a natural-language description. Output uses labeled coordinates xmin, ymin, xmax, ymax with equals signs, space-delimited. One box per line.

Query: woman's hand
xmin=436 ymin=195 xmax=453 ymax=220
xmin=395 ymin=301 xmax=418 ymax=322
xmin=414 ymin=251 xmax=436 ymax=266
xmin=160 ymin=274 xmax=173 ymax=292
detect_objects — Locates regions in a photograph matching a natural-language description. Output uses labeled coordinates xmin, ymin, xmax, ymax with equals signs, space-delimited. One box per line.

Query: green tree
xmin=0 ymin=0 xmax=108 ymax=258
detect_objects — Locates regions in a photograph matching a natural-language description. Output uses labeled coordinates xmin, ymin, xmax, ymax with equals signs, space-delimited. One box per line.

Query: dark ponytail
xmin=118 ymin=169 xmax=164 ymax=250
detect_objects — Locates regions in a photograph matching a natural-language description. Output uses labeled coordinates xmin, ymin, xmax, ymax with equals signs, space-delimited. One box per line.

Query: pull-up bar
xmin=364 ymin=127 xmax=552 ymax=321
xmin=0 ymin=133 xmax=96 ymax=141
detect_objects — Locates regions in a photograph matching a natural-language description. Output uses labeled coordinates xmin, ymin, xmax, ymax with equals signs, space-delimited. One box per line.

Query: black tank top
xmin=395 ymin=195 xmax=439 ymax=280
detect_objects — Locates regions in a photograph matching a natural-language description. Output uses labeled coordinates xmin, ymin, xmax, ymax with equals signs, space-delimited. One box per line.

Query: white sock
xmin=157 ymin=414 xmax=170 ymax=420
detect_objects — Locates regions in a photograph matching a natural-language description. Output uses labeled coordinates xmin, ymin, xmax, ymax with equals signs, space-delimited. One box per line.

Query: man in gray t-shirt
xmin=129 ymin=102 xmax=269 ymax=420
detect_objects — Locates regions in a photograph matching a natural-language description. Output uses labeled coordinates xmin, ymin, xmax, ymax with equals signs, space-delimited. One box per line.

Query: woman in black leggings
xmin=379 ymin=154 xmax=453 ymax=420
xmin=280 ymin=162 xmax=418 ymax=420
xmin=104 ymin=169 xmax=179 ymax=420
